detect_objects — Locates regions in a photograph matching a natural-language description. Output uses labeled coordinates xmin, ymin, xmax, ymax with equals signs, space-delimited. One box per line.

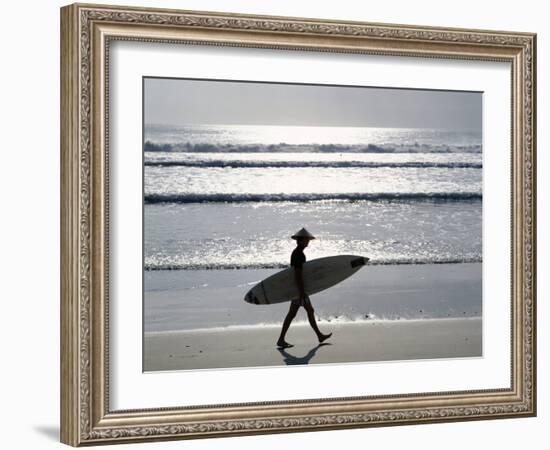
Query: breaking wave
xmin=144 ymin=141 xmax=482 ymax=154
xmin=144 ymin=257 xmax=482 ymax=271
xmin=144 ymin=160 xmax=482 ymax=169
xmin=144 ymin=192 xmax=482 ymax=204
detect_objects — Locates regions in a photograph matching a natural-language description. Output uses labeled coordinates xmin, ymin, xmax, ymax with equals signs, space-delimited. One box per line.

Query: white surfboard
xmin=244 ymin=255 xmax=369 ymax=305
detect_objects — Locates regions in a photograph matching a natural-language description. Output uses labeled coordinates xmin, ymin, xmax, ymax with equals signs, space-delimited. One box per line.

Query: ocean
xmin=143 ymin=124 xmax=482 ymax=333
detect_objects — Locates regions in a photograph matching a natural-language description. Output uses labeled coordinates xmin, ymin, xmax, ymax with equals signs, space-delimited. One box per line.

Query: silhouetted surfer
xmin=276 ymin=228 xmax=332 ymax=349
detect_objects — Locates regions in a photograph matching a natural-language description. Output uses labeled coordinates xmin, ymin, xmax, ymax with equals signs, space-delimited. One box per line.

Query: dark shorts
xmin=291 ymin=295 xmax=312 ymax=308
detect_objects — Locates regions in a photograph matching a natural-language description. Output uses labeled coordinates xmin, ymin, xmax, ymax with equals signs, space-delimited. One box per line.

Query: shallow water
xmin=144 ymin=263 xmax=482 ymax=333
xmin=144 ymin=200 xmax=481 ymax=270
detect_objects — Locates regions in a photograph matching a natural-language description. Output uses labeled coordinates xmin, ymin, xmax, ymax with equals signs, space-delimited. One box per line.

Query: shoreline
xmin=144 ymin=315 xmax=482 ymax=337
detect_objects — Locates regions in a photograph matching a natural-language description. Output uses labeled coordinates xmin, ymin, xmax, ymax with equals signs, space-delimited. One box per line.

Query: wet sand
xmin=144 ymin=317 xmax=482 ymax=372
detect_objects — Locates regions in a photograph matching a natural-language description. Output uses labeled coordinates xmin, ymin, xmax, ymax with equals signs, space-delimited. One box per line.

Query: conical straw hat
xmin=291 ymin=227 xmax=316 ymax=240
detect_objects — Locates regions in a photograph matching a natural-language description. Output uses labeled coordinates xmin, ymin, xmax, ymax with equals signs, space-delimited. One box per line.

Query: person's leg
xmin=304 ymin=302 xmax=332 ymax=343
xmin=277 ymin=303 xmax=300 ymax=347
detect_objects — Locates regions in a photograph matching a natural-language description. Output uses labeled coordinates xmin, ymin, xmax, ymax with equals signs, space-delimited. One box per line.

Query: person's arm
xmin=294 ymin=266 xmax=306 ymax=299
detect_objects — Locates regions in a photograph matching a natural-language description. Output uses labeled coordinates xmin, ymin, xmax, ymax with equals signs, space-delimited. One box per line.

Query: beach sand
xmin=144 ymin=317 xmax=482 ymax=372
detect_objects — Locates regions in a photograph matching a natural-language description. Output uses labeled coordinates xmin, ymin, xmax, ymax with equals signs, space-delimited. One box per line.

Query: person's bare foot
xmin=277 ymin=340 xmax=294 ymax=349
xmin=318 ymin=332 xmax=332 ymax=343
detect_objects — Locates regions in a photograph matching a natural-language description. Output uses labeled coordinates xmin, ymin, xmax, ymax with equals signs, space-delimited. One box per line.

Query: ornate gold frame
xmin=60 ymin=3 xmax=536 ymax=446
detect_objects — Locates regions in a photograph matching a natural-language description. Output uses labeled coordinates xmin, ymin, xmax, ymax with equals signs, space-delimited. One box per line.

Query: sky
xmin=144 ymin=77 xmax=482 ymax=131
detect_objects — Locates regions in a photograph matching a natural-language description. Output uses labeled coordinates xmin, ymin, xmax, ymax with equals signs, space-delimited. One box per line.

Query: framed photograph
xmin=60 ymin=3 xmax=536 ymax=446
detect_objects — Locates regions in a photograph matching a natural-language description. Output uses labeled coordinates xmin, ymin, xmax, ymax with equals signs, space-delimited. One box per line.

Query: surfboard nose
xmin=350 ymin=256 xmax=369 ymax=268
xmin=245 ymin=291 xmax=260 ymax=304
